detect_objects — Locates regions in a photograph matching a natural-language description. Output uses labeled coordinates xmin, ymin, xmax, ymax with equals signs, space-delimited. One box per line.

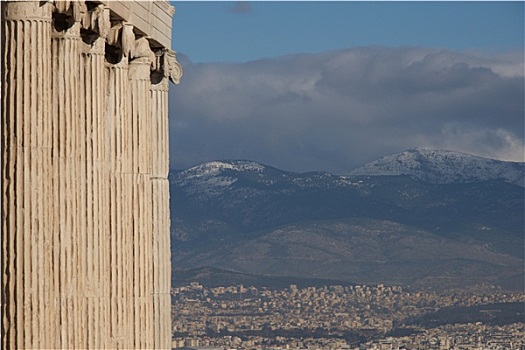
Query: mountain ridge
xmin=170 ymin=148 xmax=524 ymax=290
xmin=349 ymin=147 xmax=524 ymax=186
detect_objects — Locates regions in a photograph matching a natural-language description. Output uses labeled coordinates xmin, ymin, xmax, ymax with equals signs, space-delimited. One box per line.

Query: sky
xmin=168 ymin=1 xmax=524 ymax=174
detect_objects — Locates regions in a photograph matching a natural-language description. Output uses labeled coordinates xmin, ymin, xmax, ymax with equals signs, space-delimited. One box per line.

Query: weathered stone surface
xmin=1 ymin=3 xmax=53 ymax=348
xmin=1 ymin=1 xmax=181 ymax=348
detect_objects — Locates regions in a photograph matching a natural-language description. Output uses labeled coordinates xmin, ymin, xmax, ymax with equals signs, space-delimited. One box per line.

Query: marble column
xmin=129 ymin=42 xmax=155 ymax=349
xmin=80 ymin=32 xmax=111 ymax=349
xmin=106 ymin=50 xmax=133 ymax=349
xmin=51 ymin=16 xmax=85 ymax=349
xmin=151 ymin=76 xmax=170 ymax=350
xmin=2 ymin=2 xmax=180 ymax=348
xmin=1 ymin=2 xmax=53 ymax=349
xmin=151 ymin=49 xmax=181 ymax=349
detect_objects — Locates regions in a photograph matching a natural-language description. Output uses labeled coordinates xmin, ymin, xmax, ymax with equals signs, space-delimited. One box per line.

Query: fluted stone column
xmin=106 ymin=51 xmax=133 ymax=349
xmin=151 ymin=76 xmax=171 ymax=350
xmin=151 ymin=49 xmax=181 ymax=349
xmin=2 ymin=2 xmax=180 ymax=348
xmin=130 ymin=55 xmax=153 ymax=174
xmin=151 ymin=73 xmax=170 ymax=179
xmin=51 ymin=17 xmax=86 ymax=349
xmin=1 ymin=2 xmax=53 ymax=349
xmin=129 ymin=42 xmax=155 ymax=348
xmin=81 ymin=33 xmax=111 ymax=349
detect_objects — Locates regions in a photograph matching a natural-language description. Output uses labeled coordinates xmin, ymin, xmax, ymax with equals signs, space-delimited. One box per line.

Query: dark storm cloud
xmin=169 ymin=48 xmax=524 ymax=173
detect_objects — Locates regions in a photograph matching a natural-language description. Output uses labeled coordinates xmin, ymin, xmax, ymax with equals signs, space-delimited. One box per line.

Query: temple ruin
xmin=1 ymin=1 xmax=181 ymax=348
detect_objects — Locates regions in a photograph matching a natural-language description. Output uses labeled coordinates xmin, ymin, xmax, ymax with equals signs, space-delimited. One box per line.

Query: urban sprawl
xmin=171 ymin=283 xmax=524 ymax=350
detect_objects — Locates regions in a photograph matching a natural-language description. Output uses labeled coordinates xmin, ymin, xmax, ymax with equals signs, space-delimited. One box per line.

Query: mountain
xmin=172 ymin=266 xmax=350 ymax=289
xmin=350 ymin=147 xmax=524 ymax=186
xmin=170 ymin=150 xmax=524 ymax=290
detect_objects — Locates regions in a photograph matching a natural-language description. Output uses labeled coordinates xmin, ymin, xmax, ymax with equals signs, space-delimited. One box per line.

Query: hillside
xmin=350 ymin=148 xmax=524 ymax=186
xmin=170 ymin=149 xmax=524 ymax=290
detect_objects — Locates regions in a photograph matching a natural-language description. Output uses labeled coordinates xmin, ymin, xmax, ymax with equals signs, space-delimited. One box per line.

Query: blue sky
xmin=170 ymin=1 xmax=524 ymax=63
xmin=168 ymin=2 xmax=524 ymax=173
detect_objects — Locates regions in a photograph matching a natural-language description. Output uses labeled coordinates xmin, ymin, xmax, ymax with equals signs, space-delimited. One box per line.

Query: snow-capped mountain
xmin=173 ymin=161 xmax=264 ymax=197
xmin=173 ymin=160 xmax=280 ymax=200
xmin=350 ymin=148 xmax=524 ymax=186
xmin=178 ymin=160 xmax=266 ymax=179
xmin=172 ymin=159 xmax=364 ymax=202
xmin=169 ymin=150 xmax=524 ymax=290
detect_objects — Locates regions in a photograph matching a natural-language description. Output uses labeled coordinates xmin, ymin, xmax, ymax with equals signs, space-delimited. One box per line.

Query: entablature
xmin=48 ymin=0 xmax=181 ymax=83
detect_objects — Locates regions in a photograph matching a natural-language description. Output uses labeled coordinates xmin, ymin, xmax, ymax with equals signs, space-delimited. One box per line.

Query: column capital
xmin=52 ymin=21 xmax=81 ymax=39
xmin=2 ymin=1 xmax=53 ymax=21
xmin=132 ymin=37 xmax=156 ymax=66
xmin=154 ymin=49 xmax=182 ymax=84
xmin=52 ymin=0 xmax=87 ymax=25
xmin=81 ymin=4 xmax=110 ymax=39
xmin=50 ymin=0 xmax=87 ymax=38
xmin=106 ymin=22 xmax=136 ymax=59
xmin=82 ymin=36 xmax=105 ymax=56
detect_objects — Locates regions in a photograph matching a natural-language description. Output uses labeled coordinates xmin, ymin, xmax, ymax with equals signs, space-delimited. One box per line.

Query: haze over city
xmin=168 ymin=1 xmax=524 ymax=174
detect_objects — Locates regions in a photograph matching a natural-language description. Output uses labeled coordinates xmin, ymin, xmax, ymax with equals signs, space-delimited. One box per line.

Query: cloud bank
xmin=169 ymin=47 xmax=524 ymax=173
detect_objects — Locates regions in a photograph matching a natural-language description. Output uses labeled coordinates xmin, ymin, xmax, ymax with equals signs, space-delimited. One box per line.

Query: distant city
xmin=169 ymin=149 xmax=524 ymax=349
xmin=171 ymin=282 xmax=524 ymax=349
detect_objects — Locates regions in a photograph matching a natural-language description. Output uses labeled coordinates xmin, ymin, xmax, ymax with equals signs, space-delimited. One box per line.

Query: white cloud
xmin=435 ymin=124 xmax=525 ymax=162
xmin=169 ymin=47 xmax=524 ymax=173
